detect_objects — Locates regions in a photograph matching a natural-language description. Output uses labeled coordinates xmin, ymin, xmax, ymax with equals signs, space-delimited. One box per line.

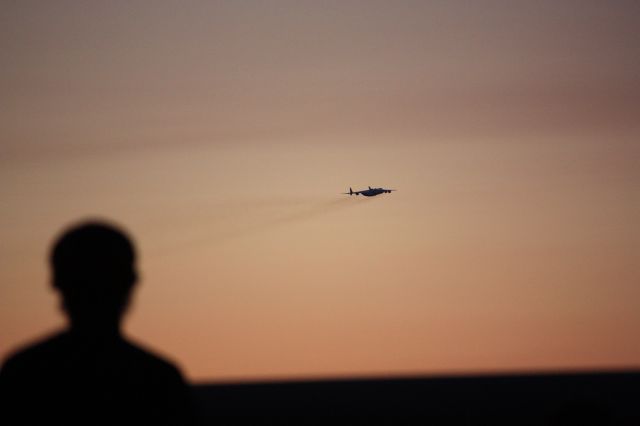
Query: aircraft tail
xmin=349 ymin=187 xmax=353 ymax=195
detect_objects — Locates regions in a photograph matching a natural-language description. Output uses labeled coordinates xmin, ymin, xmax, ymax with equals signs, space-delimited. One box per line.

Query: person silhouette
xmin=0 ymin=221 xmax=194 ymax=425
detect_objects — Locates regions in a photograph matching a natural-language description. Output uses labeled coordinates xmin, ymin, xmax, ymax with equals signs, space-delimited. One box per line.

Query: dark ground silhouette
xmin=0 ymin=221 xmax=194 ymax=425
xmin=193 ymin=370 xmax=639 ymax=425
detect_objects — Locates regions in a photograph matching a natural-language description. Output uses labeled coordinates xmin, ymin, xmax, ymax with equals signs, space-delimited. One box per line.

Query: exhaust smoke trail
xmin=205 ymin=197 xmax=371 ymax=244
xmin=149 ymin=196 xmax=375 ymax=257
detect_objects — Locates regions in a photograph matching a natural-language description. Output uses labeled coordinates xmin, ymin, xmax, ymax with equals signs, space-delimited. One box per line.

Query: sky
xmin=1 ymin=0 xmax=639 ymax=382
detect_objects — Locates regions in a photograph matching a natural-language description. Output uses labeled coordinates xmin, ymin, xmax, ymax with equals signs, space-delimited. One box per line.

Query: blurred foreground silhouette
xmin=0 ymin=221 xmax=193 ymax=425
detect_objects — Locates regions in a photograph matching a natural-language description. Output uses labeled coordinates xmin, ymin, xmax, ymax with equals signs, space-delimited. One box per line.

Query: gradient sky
xmin=1 ymin=1 xmax=639 ymax=382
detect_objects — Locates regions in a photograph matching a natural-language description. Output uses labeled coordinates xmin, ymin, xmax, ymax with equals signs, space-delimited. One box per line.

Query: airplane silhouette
xmin=343 ymin=186 xmax=396 ymax=197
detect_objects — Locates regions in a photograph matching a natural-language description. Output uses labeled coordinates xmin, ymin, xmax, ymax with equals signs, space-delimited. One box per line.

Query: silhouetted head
xmin=51 ymin=221 xmax=138 ymax=333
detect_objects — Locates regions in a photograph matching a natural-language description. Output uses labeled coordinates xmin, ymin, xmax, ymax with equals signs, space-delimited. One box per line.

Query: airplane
xmin=342 ymin=186 xmax=396 ymax=197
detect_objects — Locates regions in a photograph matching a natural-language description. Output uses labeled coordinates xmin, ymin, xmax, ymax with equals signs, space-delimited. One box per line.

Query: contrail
xmin=205 ymin=197 xmax=370 ymax=244
xmin=148 ymin=196 xmax=374 ymax=257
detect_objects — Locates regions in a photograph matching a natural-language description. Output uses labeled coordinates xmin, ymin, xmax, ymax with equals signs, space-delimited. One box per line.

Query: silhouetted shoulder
xmin=1 ymin=331 xmax=194 ymax=426
xmin=1 ymin=331 xmax=68 ymax=379
xmin=118 ymin=336 xmax=188 ymax=383
xmin=1 ymin=331 xmax=183 ymax=383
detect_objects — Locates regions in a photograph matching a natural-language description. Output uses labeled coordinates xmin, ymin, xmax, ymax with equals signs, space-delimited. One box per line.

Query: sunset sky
xmin=1 ymin=1 xmax=639 ymax=382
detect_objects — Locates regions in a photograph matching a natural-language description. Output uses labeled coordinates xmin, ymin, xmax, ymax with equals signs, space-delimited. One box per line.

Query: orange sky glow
xmin=1 ymin=1 xmax=639 ymax=382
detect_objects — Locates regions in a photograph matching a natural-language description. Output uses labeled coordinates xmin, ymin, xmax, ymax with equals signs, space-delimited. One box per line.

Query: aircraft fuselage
xmin=360 ymin=188 xmax=385 ymax=197
xmin=345 ymin=186 xmax=395 ymax=197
